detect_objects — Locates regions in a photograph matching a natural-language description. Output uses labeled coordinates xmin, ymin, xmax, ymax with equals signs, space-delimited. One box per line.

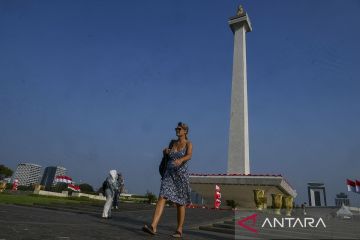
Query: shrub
xmin=131 ymin=194 xmax=147 ymax=198
xmin=79 ymin=183 xmax=94 ymax=194
xmin=16 ymin=184 xmax=35 ymax=191
xmin=97 ymin=186 xmax=104 ymax=195
xmin=145 ymin=190 xmax=157 ymax=204
xmin=226 ymin=200 xmax=238 ymax=209
xmin=51 ymin=182 xmax=68 ymax=193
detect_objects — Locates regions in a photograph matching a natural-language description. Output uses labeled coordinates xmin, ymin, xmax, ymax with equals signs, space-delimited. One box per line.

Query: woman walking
xmin=143 ymin=122 xmax=193 ymax=238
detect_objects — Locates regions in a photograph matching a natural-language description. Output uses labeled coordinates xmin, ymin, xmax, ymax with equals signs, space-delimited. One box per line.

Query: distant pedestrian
xmin=102 ymin=170 xmax=119 ymax=219
xmin=301 ymin=202 xmax=307 ymax=215
xmin=112 ymin=173 xmax=124 ymax=209
xmin=142 ymin=122 xmax=193 ymax=238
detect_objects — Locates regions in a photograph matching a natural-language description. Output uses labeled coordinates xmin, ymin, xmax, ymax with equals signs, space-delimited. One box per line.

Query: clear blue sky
xmin=1 ymin=0 xmax=359 ymax=206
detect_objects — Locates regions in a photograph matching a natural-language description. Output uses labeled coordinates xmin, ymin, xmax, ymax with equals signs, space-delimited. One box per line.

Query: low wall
xmin=120 ymin=193 xmax=133 ymax=199
xmin=35 ymin=190 xmax=68 ymax=198
xmin=72 ymin=192 xmax=106 ymax=201
xmin=33 ymin=190 xmax=121 ymax=201
xmin=349 ymin=207 xmax=360 ymax=214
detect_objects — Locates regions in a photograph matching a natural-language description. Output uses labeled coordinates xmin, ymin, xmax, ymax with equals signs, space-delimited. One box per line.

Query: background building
xmin=40 ymin=166 xmax=67 ymax=190
xmin=307 ymin=182 xmax=327 ymax=207
xmin=12 ymin=163 xmax=42 ymax=186
xmin=335 ymin=192 xmax=350 ymax=207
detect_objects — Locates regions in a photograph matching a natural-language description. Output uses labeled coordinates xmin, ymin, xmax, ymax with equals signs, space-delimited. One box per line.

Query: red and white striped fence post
xmin=214 ymin=185 xmax=221 ymax=209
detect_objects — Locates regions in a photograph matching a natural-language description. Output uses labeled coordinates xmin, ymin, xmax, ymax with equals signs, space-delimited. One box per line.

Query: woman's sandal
xmin=142 ymin=224 xmax=156 ymax=235
xmin=171 ymin=230 xmax=182 ymax=238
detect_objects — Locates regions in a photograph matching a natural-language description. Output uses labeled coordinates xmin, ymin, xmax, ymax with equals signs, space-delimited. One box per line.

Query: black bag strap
xmin=168 ymin=139 xmax=176 ymax=151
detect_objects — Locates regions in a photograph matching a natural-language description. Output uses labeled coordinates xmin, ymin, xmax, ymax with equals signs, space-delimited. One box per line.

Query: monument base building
xmin=190 ymin=174 xmax=297 ymax=208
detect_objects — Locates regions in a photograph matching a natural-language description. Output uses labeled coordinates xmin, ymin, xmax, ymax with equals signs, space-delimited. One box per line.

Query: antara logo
xmin=237 ymin=213 xmax=258 ymax=233
xmin=237 ymin=214 xmax=326 ymax=233
xmin=261 ymin=217 xmax=326 ymax=228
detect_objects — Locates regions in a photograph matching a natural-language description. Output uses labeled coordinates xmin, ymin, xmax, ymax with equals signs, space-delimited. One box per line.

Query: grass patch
xmin=0 ymin=192 xmax=103 ymax=206
xmin=0 ymin=192 xmax=152 ymax=206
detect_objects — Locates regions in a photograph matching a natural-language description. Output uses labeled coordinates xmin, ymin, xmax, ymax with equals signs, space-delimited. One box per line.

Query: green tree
xmin=79 ymin=183 xmax=94 ymax=194
xmin=0 ymin=165 xmax=13 ymax=178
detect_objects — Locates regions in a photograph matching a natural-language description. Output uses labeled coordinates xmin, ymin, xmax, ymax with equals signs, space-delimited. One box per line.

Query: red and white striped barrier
xmin=11 ymin=179 xmax=19 ymax=191
xmin=67 ymin=183 xmax=80 ymax=192
xmin=214 ymin=184 xmax=221 ymax=209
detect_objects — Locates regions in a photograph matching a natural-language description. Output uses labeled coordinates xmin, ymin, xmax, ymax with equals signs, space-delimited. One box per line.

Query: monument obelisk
xmin=227 ymin=6 xmax=252 ymax=174
xmin=189 ymin=6 xmax=296 ymax=209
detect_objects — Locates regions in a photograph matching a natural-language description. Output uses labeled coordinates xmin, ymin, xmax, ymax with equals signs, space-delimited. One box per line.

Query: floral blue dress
xmin=159 ymin=147 xmax=191 ymax=205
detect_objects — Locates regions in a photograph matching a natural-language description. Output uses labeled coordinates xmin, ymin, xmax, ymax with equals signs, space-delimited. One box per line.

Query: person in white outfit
xmin=102 ymin=170 xmax=119 ymax=219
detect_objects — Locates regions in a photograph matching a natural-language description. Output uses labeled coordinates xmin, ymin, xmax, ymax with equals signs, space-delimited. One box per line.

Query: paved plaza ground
xmin=0 ymin=203 xmax=233 ymax=240
xmin=1 ymin=202 xmax=360 ymax=239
